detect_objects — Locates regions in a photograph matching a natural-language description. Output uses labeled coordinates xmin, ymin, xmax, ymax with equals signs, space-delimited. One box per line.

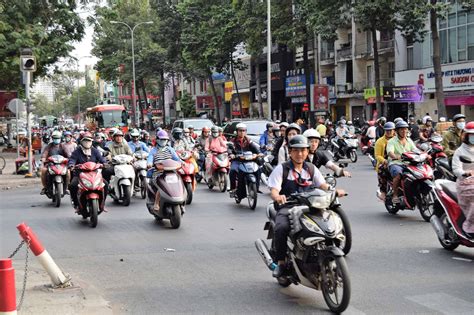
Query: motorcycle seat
xmin=437 ymin=158 xmax=451 ymax=169
xmin=439 ymin=181 xmax=458 ymax=202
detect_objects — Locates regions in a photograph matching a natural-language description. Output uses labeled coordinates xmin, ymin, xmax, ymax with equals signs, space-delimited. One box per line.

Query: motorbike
xmin=177 ymin=150 xmax=197 ymax=204
xmin=430 ymin=156 xmax=474 ymax=251
xmin=381 ymin=151 xmax=435 ymax=222
xmin=195 ymin=145 xmax=206 ymax=183
xmin=255 ymin=189 xmax=351 ymax=313
xmin=73 ymin=162 xmax=105 ymax=228
xmin=230 ymin=151 xmax=260 ymax=210
xmin=331 ymin=135 xmax=358 ymax=163
xmin=146 ymin=159 xmax=187 ymax=229
xmin=361 ymin=137 xmax=376 ymax=168
xmin=419 ymin=134 xmax=454 ymax=181
xmin=260 ymin=154 xmax=274 ymax=187
xmin=45 ymin=155 xmax=68 ymax=207
xmin=133 ymin=151 xmax=149 ymax=199
xmin=205 ymin=148 xmax=230 ymax=193
xmin=109 ymin=154 xmax=135 ymax=206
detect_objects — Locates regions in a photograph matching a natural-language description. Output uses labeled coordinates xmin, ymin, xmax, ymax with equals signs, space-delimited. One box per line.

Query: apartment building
xmin=395 ymin=1 xmax=474 ymax=121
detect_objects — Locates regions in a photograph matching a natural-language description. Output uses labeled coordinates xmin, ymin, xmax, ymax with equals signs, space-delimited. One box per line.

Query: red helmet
xmin=464 ymin=121 xmax=474 ymax=134
xmin=202 ymin=126 xmax=210 ymax=132
xmin=80 ymin=132 xmax=93 ymax=142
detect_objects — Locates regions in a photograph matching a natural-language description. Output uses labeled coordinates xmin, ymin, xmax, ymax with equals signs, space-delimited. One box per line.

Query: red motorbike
xmin=430 ymin=156 xmax=474 ymax=250
xmin=46 ymin=155 xmax=68 ymax=207
xmin=418 ymin=134 xmax=449 ymax=179
xmin=382 ymin=151 xmax=435 ymax=222
xmin=177 ymin=150 xmax=196 ymax=205
xmin=74 ymin=162 xmax=106 ymax=228
xmin=205 ymin=148 xmax=230 ymax=192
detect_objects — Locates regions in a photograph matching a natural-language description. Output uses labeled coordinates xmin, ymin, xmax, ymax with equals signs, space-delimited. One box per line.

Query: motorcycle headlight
xmin=301 ymin=216 xmax=324 ymax=234
xmin=81 ymin=178 xmax=93 ymax=189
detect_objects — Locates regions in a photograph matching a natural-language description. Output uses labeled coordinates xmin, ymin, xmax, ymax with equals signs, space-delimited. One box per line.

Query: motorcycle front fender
xmin=247 ymin=174 xmax=257 ymax=183
xmin=139 ymin=170 xmax=147 ymax=177
xmin=86 ymin=192 xmax=100 ymax=199
xmin=320 ymin=246 xmax=345 ymax=257
xmin=54 ymin=175 xmax=63 ymax=183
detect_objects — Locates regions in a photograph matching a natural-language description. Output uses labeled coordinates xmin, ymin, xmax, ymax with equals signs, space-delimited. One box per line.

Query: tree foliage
xmin=0 ymin=0 xmax=85 ymax=91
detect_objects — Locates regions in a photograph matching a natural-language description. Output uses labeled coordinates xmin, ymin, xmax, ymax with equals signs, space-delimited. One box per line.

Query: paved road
xmin=1 ymin=157 xmax=473 ymax=314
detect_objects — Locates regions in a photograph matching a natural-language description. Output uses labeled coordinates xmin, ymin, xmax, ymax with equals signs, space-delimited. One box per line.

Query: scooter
xmin=133 ymin=151 xmax=149 ymax=199
xmin=45 ymin=155 xmax=68 ymax=207
xmin=109 ymin=154 xmax=135 ymax=206
xmin=430 ymin=156 xmax=474 ymax=251
xmin=177 ymin=150 xmax=197 ymax=204
xmin=74 ymin=162 xmax=105 ymax=228
xmin=255 ymin=189 xmax=351 ymax=313
xmin=361 ymin=138 xmax=376 ymax=168
xmin=195 ymin=145 xmax=206 ymax=183
xmin=331 ymin=135 xmax=358 ymax=163
xmin=146 ymin=159 xmax=187 ymax=229
xmin=381 ymin=151 xmax=435 ymax=222
xmin=205 ymin=148 xmax=230 ymax=193
xmin=260 ymin=154 xmax=274 ymax=187
xmin=418 ymin=134 xmax=450 ymax=180
xmin=230 ymin=151 xmax=260 ymax=210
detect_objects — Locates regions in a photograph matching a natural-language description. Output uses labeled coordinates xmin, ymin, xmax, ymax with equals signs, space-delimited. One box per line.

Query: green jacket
xmin=107 ymin=141 xmax=133 ymax=157
xmin=441 ymin=126 xmax=462 ymax=158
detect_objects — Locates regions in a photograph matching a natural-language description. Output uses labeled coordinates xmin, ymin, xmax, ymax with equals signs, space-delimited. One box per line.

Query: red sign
xmin=302 ymin=103 xmax=309 ymax=112
xmin=195 ymin=95 xmax=222 ymax=110
xmin=151 ymin=109 xmax=163 ymax=115
xmin=313 ymin=85 xmax=329 ymax=111
xmin=445 ymin=95 xmax=474 ymax=106
xmin=0 ymin=91 xmax=17 ymax=118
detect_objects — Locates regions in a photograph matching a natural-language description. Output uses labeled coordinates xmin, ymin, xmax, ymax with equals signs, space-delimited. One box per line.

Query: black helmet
xmin=172 ymin=128 xmax=183 ymax=140
xmin=285 ymin=123 xmax=301 ymax=137
xmin=453 ymin=114 xmax=466 ymax=122
xmin=266 ymin=122 xmax=274 ymax=130
xmin=288 ymin=135 xmax=309 ymax=149
xmin=395 ymin=121 xmax=409 ymax=129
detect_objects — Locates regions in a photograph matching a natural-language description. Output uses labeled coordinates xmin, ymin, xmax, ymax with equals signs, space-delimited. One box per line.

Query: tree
xmin=178 ymin=91 xmax=196 ymax=118
xmin=0 ymin=0 xmax=85 ymax=91
xmin=178 ymin=0 xmax=244 ymax=123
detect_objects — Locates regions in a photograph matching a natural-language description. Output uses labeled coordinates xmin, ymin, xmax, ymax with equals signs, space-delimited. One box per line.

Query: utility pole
xmin=267 ymin=0 xmax=272 ymax=120
xmin=20 ymin=48 xmax=36 ymax=177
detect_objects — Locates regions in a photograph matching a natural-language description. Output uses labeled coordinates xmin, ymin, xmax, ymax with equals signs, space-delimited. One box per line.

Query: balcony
xmin=320 ymin=50 xmax=335 ymax=65
xmin=337 ymin=44 xmax=352 ymax=61
xmin=336 ymin=81 xmax=368 ymax=97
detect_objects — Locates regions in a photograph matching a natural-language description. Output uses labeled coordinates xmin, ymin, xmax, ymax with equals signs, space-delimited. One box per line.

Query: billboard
xmin=313 ymin=85 xmax=329 ymax=111
xmin=0 ymin=91 xmax=17 ymax=118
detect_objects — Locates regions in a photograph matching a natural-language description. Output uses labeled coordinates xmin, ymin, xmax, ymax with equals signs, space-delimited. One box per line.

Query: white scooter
xmin=133 ymin=151 xmax=149 ymax=199
xmin=109 ymin=154 xmax=135 ymax=206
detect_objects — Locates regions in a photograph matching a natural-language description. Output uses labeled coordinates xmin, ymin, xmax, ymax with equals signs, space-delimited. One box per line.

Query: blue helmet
xmin=395 ymin=121 xmax=409 ymax=129
xmin=384 ymin=122 xmax=395 ymax=130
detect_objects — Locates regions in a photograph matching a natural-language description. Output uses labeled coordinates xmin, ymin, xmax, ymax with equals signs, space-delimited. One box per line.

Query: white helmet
xmin=422 ymin=116 xmax=433 ymax=125
xmin=236 ymin=123 xmax=247 ymax=131
xmin=130 ymin=128 xmax=140 ymax=137
xmin=303 ymin=128 xmax=321 ymax=139
xmin=51 ymin=130 xmax=62 ymax=139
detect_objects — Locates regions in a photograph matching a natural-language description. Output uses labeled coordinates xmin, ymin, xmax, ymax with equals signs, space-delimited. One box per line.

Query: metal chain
xmin=8 ymin=240 xmax=25 ymax=258
xmin=17 ymin=239 xmax=29 ymax=311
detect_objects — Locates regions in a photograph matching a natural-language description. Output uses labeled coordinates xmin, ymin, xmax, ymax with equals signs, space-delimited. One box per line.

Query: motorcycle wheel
xmin=260 ymin=173 xmax=268 ymax=187
xmin=321 ymin=256 xmax=351 ymax=314
xmin=333 ymin=207 xmax=352 ymax=255
xmin=438 ymin=214 xmax=459 ymax=251
xmin=277 ymin=277 xmax=291 ymax=287
xmin=196 ymin=173 xmax=202 ymax=183
xmin=54 ymin=182 xmax=61 ymax=208
xmin=122 ymin=185 xmax=131 ymax=206
xmin=417 ymin=193 xmax=433 ymax=222
xmin=384 ymin=190 xmax=399 ymax=214
xmin=140 ymin=176 xmax=147 ymax=199
xmin=218 ymin=173 xmax=227 ymax=192
xmin=349 ymin=150 xmax=357 ymax=163
xmin=88 ymin=199 xmax=99 ymax=228
xmin=169 ymin=205 xmax=181 ymax=229
xmin=247 ymin=182 xmax=258 ymax=210
xmin=185 ymin=182 xmax=193 ymax=205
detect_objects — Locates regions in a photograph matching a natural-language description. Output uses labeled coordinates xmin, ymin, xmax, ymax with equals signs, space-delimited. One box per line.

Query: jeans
xmin=389 ymin=164 xmax=405 ymax=178
xmin=229 ymin=161 xmax=239 ymax=190
xmin=274 ymin=210 xmax=290 ymax=261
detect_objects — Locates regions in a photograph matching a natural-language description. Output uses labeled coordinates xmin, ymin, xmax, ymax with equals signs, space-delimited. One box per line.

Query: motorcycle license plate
xmin=165 ymin=174 xmax=178 ymax=184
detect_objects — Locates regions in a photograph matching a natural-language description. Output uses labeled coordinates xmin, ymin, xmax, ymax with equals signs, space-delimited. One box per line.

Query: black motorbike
xmin=230 ymin=151 xmax=260 ymax=210
xmin=255 ymin=189 xmax=351 ymax=313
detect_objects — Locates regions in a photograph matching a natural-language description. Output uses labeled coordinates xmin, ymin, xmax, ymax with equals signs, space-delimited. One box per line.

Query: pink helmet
xmin=157 ymin=130 xmax=169 ymax=140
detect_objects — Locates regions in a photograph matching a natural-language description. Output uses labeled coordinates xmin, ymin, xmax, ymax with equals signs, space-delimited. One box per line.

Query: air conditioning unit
xmin=346 ymin=83 xmax=353 ymax=91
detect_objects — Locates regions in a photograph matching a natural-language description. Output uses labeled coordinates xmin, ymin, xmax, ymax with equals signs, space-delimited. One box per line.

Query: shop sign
xmin=195 ymin=95 xmax=222 ymax=110
xmin=285 ymin=75 xmax=307 ymax=97
xmin=395 ymin=62 xmax=474 ymax=93
xmin=314 ymin=85 xmax=329 ymax=111
xmin=224 ymin=81 xmax=233 ymax=101
xmin=386 ymin=85 xmax=424 ymax=102
xmin=363 ymin=87 xmax=383 ymax=100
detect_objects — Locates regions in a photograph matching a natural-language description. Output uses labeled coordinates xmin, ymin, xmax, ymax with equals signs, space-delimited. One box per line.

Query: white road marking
xmin=407 ymin=293 xmax=474 ymax=314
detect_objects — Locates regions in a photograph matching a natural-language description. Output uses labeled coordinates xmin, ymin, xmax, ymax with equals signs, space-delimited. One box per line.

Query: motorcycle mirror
xmin=460 ymin=156 xmax=472 ymax=164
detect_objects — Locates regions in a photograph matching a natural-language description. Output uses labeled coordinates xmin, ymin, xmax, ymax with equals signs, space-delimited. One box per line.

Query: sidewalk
xmin=0 ymin=152 xmax=41 ymax=190
xmin=12 ymin=260 xmax=112 ymax=314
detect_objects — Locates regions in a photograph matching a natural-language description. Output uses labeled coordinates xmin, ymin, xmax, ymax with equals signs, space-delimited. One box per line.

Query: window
xmin=367 ymin=65 xmax=373 ymax=87
xmin=199 ymin=80 xmax=204 ymax=93
xmin=388 ymin=62 xmax=395 ymax=79
xmin=407 ymin=46 xmax=414 ymax=70
xmin=366 ymin=31 xmax=372 ymax=53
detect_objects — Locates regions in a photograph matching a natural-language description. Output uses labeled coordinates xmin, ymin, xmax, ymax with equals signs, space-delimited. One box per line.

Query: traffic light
xmin=20 ymin=56 xmax=36 ymax=72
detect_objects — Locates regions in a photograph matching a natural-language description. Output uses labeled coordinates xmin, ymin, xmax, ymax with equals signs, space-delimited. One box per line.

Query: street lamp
xmin=73 ymin=55 xmax=92 ymax=125
xmin=110 ymin=20 xmax=154 ymax=127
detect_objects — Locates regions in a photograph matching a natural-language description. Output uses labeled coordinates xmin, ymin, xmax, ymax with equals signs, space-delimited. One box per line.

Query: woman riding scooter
xmin=452 ymin=122 xmax=474 ymax=237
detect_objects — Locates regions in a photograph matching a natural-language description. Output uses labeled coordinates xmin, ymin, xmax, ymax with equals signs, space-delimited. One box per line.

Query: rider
xmin=303 ymin=129 xmax=351 ymax=177
xmin=259 ymin=122 xmax=275 ymax=153
xmin=172 ymin=127 xmax=192 ymax=152
xmin=205 ymin=126 xmax=227 ymax=153
xmin=68 ymin=132 xmax=107 ymax=211
xmin=188 ymin=125 xmax=198 ymax=140
xmin=271 ymin=122 xmax=289 ymax=165
xmin=183 ymin=128 xmax=195 ymax=146
xmin=268 ymin=135 xmax=346 ymax=278
xmin=408 ymin=116 xmax=420 ymax=142
xmin=375 ymin=117 xmax=386 ymax=140
xmin=374 ymin=122 xmax=396 ymax=201
xmin=386 ymin=120 xmax=417 ymax=204
xmin=419 ymin=116 xmax=435 ymax=142
xmin=277 ymin=123 xmax=301 ymax=165
xmin=141 ymin=130 xmax=152 ymax=147
xmin=147 ymin=130 xmax=181 ymax=212
xmin=452 ymin=122 xmax=474 ymax=237
xmin=62 ymin=131 xmax=77 ymax=158
xmin=346 ymin=121 xmax=356 ymax=136
xmin=40 ymin=130 xmax=68 ymax=195
xmin=442 ymin=114 xmax=466 ymax=159
xmin=197 ymin=126 xmax=211 ymax=149
xmin=103 ymin=129 xmax=133 ymax=183
xmin=228 ymin=123 xmax=261 ymax=198
xmin=128 ymin=128 xmax=150 ymax=153
xmin=316 ymin=118 xmax=327 ymax=138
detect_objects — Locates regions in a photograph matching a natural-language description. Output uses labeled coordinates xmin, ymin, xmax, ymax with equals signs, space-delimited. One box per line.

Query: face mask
xmin=469 ymin=135 xmax=474 ymax=145
xmin=212 ymin=132 xmax=219 ymax=138
xmin=157 ymin=139 xmax=168 ymax=147
xmin=82 ymin=140 xmax=92 ymax=149
xmin=457 ymin=122 xmax=465 ymax=130
xmin=65 ymin=137 xmax=71 ymax=143
xmin=53 ymin=138 xmax=61 ymax=145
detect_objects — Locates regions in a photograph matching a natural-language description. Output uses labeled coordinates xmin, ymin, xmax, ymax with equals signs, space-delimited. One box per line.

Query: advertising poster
xmin=313 ymin=85 xmax=329 ymax=111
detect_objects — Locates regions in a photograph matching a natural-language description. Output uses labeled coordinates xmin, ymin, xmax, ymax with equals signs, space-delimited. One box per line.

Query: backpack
xmin=281 ymin=160 xmax=316 ymax=188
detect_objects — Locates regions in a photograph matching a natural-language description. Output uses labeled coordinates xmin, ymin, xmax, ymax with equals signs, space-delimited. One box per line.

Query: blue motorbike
xmin=232 ymin=151 xmax=260 ymax=210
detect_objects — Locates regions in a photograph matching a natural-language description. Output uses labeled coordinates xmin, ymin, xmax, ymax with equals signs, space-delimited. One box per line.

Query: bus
xmin=85 ymin=104 xmax=129 ymax=132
